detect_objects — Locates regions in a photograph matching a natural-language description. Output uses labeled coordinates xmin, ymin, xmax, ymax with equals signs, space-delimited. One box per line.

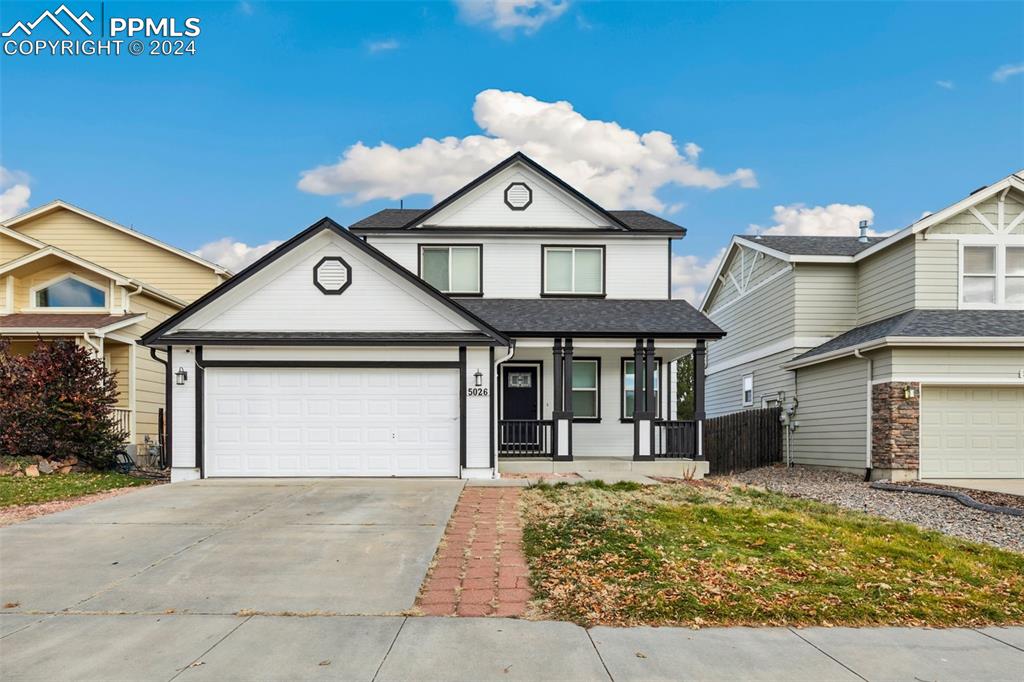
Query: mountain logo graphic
xmin=3 ymin=4 xmax=95 ymax=37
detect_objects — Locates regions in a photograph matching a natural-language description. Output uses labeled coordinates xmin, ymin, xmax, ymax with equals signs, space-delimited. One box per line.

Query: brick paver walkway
xmin=416 ymin=487 xmax=532 ymax=617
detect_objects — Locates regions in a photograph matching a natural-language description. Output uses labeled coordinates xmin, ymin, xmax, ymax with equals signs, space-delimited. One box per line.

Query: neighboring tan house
xmin=142 ymin=153 xmax=722 ymax=482
xmin=700 ymin=171 xmax=1024 ymax=481
xmin=1 ymin=201 xmax=229 ymax=459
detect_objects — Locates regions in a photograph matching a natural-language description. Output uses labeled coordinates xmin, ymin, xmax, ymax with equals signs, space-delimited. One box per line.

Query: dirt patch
xmin=0 ymin=485 xmax=153 ymax=527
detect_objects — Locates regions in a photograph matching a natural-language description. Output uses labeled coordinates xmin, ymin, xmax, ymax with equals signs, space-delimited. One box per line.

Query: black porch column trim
xmin=694 ymin=339 xmax=707 ymax=460
xmin=562 ymin=338 xmax=574 ymax=416
xmin=459 ymin=345 xmax=467 ymax=469
xmin=552 ymin=338 xmax=563 ymax=414
xmin=195 ymin=346 xmax=204 ymax=478
xmin=633 ymin=339 xmax=645 ymax=414
xmin=645 ymin=338 xmax=656 ymax=418
xmin=553 ymin=338 xmax=574 ymax=461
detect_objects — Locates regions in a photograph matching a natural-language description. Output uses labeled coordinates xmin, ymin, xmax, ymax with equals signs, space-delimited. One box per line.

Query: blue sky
xmin=1 ymin=1 xmax=1022 ymax=300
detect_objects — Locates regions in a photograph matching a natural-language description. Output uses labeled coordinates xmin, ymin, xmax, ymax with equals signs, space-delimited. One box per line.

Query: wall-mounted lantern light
xmin=903 ymin=385 xmax=917 ymax=400
xmin=474 ymin=369 xmax=483 ymax=387
xmin=175 ymin=367 xmax=189 ymax=386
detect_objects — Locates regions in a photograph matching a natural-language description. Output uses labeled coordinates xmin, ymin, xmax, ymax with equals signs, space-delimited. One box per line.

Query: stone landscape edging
xmin=869 ymin=482 xmax=1024 ymax=518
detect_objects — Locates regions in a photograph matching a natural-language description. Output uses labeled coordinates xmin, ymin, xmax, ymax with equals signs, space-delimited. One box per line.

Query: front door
xmin=501 ymin=365 xmax=539 ymax=450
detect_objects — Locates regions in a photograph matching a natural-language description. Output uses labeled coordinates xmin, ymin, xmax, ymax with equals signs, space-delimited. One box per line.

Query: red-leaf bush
xmin=0 ymin=338 xmax=126 ymax=469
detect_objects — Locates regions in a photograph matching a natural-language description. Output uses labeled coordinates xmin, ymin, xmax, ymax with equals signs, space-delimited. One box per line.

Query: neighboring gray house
xmin=700 ymin=172 xmax=1024 ymax=481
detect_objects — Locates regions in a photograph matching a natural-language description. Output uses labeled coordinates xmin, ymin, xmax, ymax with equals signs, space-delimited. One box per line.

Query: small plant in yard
xmin=0 ymin=338 xmax=126 ymax=470
xmin=520 ymin=481 xmax=1024 ymax=628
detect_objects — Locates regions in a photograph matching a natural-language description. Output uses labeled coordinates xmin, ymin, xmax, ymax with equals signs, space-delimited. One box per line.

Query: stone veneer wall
xmin=871 ymin=382 xmax=920 ymax=472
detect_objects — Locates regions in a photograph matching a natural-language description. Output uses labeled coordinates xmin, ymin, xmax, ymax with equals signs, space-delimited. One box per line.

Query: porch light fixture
xmin=474 ymin=369 xmax=483 ymax=387
xmin=175 ymin=367 xmax=188 ymax=386
xmin=903 ymin=386 xmax=917 ymax=400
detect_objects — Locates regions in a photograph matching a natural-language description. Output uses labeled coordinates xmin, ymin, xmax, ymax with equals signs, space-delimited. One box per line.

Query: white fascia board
xmin=784 ymin=336 xmax=1024 ymax=370
xmin=700 ymin=236 xmax=745 ymax=312
xmin=707 ymin=336 xmax=832 ymax=375
xmin=0 ymin=225 xmax=48 ymax=248
xmin=1 ymin=200 xmax=231 ymax=276
xmin=0 ymin=315 xmax=146 ymax=337
xmin=0 ymin=246 xmax=132 ymax=284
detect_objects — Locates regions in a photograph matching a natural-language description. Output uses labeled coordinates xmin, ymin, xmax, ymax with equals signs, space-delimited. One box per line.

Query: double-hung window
xmin=961 ymin=243 xmax=1024 ymax=308
xmin=570 ymin=358 xmax=600 ymax=421
xmin=420 ymin=245 xmax=481 ymax=295
xmin=543 ymin=246 xmax=604 ymax=296
xmin=622 ymin=359 xmax=660 ymax=420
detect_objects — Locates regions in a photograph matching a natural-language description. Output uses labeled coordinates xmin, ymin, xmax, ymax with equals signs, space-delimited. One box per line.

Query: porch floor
xmin=497 ymin=456 xmax=709 ymax=479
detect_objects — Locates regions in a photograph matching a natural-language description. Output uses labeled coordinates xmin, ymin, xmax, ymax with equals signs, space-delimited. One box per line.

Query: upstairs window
xmin=543 ymin=246 xmax=604 ymax=296
xmin=34 ymin=276 xmax=106 ymax=308
xmin=961 ymin=243 xmax=1024 ymax=308
xmin=420 ymin=245 xmax=481 ymax=295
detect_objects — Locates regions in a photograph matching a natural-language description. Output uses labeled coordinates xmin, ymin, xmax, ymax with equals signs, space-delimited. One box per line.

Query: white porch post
xmin=694 ymin=339 xmax=707 ymax=460
xmin=633 ymin=338 xmax=656 ymax=460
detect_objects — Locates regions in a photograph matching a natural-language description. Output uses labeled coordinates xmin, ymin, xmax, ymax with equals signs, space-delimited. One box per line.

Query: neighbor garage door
xmin=205 ymin=367 xmax=459 ymax=477
xmin=920 ymin=386 xmax=1024 ymax=479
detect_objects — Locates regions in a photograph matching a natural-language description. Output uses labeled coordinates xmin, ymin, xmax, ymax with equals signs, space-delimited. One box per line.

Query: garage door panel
xmin=921 ymin=386 xmax=1023 ymax=479
xmin=206 ymin=367 xmax=459 ymax=477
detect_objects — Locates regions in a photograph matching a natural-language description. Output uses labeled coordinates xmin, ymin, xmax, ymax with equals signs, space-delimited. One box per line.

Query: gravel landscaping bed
xmin=890 ymin=481 xmax=1024 ymax=511
xmin=730 ymin=466 xmax=1024 ymax=554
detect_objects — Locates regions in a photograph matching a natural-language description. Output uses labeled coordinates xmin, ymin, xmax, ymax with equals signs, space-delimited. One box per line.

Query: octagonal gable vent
xmin=313 ymin=256 xmax=352 ymax=295
xmin=504 ymin=182 xmax=533 ymax=210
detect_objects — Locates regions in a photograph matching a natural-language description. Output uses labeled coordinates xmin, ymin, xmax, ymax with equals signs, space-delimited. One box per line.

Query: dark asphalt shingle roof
xmin=350 ymin=208 xmax=684 ymax=233
xmin=0 ymin=313 xmax=140 ymax=329
xmin=456 ymin=298 xmax=723 ymax=337
xmin=738 ymin=235 xmax=886 ymax=256
xmin=796 ymin=310 xmax=1024 ymax=360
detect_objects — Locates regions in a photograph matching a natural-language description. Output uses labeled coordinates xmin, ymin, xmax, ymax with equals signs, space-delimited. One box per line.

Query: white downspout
xmin=853 ymin=349 xmax=873 ymax=478
xmin=122 ymin=283 xmax=143 ymax=314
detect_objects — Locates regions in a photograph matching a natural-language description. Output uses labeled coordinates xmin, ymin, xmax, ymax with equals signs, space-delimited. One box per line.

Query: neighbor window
xmin=961 ymin=243 xmax=1024 ymax=307
xmin=742 ymin=374 xmax=754 ymax=406
xmin=622 ymin=359 xmax=660 ymax=419
xmin=34 ymin=276 xmax=106 ymax=308
xmin=543 ymin=246 xmax=604 ymax=295
xmin=570 ymin=359 xmax=600 ymax=420
xmin=420 ymin=245 xmax=481 ymax=294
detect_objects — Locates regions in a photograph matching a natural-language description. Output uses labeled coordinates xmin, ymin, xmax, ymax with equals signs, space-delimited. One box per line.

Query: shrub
xmin=0 ymin=338 xmax=126 ymax=469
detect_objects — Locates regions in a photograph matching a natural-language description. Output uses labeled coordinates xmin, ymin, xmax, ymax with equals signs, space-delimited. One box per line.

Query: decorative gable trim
xmin=141 ymin=218 xmax=510 ymax=347
xmin=1 ymin=200 xmax=230 ymax=276
xmin=400 ymin=152 xmax=632 ymax=231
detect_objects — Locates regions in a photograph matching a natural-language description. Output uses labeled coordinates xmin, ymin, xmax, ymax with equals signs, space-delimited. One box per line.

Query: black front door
xmin=501 ymin=366 xmax=539 ymax=449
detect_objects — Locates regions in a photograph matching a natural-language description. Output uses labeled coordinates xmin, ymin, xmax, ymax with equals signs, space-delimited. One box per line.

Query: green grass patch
xmin=520 ymin=482 xmax=1024 ymax=627
xmin=0 ymin=472 xmax=151 ymax=508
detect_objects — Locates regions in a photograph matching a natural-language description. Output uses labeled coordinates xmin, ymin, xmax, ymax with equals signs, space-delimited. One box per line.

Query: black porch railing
xmin=654 ymin=419 xmax=698 ymax=458
xmin=498 ymin=419 xmax=553 ymax=457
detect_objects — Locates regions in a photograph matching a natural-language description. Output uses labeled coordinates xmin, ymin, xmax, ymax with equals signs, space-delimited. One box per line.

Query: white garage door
xmin=205 ymin=367 xmax=459 ymax=477
xmin=920 ymin=386 xmax=1024 ymax=479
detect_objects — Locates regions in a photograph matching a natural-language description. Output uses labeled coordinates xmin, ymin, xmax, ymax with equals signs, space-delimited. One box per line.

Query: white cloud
xmin=0 ymin=167 xmax=31 ymax=221
xmin=237 ymin=1 xmax=254 ymax=15
xmin=455 ymin=0 xmax=569 ymax=34
xmin=298 ymin=89 xmax=757 ymax=213
xmin=992 ymin=63 xmax=1024 ymax=82
xmin=749 ymin=203 xmax=889 ymax=237
xmin=367 ymin=38 xmax=399 ymax=53
xmin=935 ymin=80 xmax=955 ymax=90
xmin=671 ymin=248 xmax=725 ymax=306
xmin=193 ymin=237 xmax=282 ymax=272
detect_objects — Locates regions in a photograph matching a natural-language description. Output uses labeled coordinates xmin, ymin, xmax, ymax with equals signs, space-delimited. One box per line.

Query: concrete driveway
xmin=0 ymin=478 xmax=463 ymax=615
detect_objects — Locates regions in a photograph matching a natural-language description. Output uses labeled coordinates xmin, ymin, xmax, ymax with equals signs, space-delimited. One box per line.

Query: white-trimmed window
xmin=32 ymin=275 xmax=106 ymax=309
xmin=543 ymin=246 xmax=604 ymax=296
xmin=961 ymin=241 xmax=1024 ymax=308
xmin=420 ymin=245 xmax=481 ymax=294
xmin=741 ymin=374 xmax=754 ymax=406
xmin=622 ymin=359 xmax=660 ymax=419
xmin=571 ymin=358 xmax=600 ymax=420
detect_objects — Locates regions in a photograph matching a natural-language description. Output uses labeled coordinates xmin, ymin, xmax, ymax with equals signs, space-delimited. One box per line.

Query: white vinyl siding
xmin=544 ymin=247 xmax=603 ymax=295
xmin=368 ymin=236 xmax=668 ymax=299
xmin=791 ymin=355 xmax=868 ymax=470
xmin=170 ymin=346 xmax=196 ymax=471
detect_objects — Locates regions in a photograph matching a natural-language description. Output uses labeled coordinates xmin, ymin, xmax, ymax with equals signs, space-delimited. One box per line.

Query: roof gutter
xmin=784 ymin=336 xmax=1024 ymax=370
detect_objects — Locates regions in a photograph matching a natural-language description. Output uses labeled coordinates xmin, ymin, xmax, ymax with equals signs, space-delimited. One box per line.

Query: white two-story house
xmin=700 ymin=171 xmax=1024 ymax=481
xmin=143 ymin=154 xmax=723 ymax=481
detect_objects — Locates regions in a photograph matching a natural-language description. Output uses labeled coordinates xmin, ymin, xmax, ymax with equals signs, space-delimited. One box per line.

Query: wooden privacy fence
xmin=703 ymin=407 xmax=783 ymax=475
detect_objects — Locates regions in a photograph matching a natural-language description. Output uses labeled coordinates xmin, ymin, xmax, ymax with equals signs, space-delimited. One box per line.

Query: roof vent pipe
xmin=858 ymin=220 xmax=870 ymax=243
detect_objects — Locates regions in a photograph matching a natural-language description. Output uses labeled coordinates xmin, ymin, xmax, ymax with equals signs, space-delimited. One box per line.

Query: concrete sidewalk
xmin=1 ymin=614 xmax=1020 ymax=681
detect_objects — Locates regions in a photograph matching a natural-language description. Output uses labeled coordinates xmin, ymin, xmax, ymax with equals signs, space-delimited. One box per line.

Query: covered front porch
xmin=492 ymin=336 xmax=710 ymax=476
